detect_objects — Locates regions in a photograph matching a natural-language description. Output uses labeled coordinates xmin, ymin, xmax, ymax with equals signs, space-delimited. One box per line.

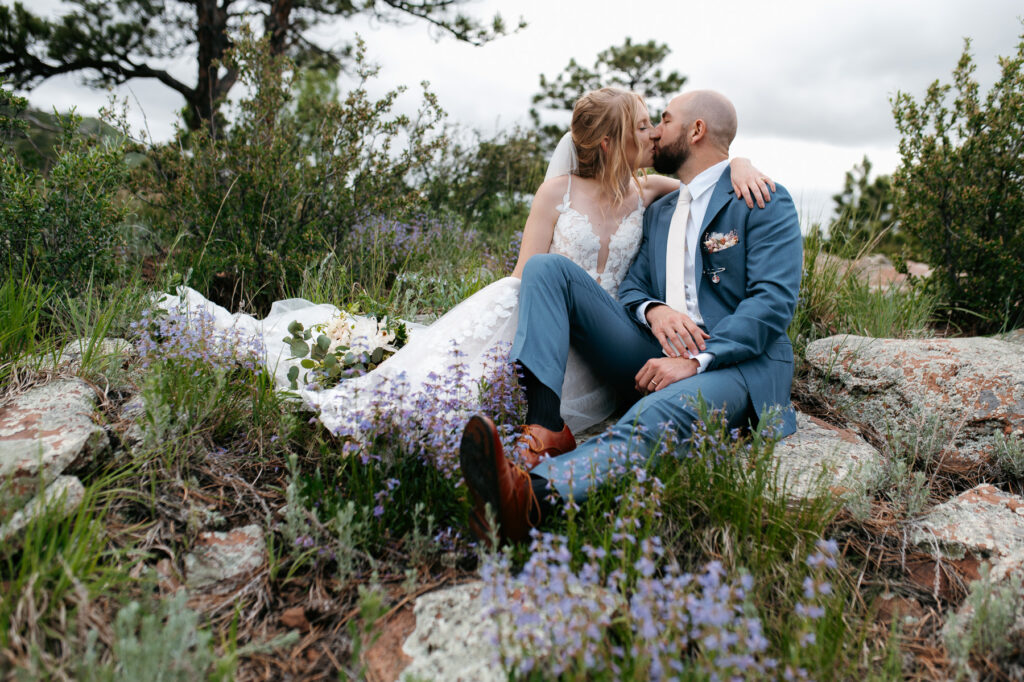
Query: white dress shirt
xmin=638 ymin=158 xmax=730 ymax=373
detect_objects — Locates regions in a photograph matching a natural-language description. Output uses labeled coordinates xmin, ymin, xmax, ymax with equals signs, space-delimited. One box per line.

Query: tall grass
xmin=789 ymin=224 xmax=938 ymax=367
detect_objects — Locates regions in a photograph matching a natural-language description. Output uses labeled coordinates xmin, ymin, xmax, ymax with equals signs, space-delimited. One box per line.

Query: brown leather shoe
xmin=460 ymin=415 xmax=542 ymax=545
xmin=515 ymin=423 xmax=576 ymax=471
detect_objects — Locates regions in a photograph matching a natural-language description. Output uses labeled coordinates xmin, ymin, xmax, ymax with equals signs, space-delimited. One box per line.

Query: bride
xmin=158 ymin=88 xmax=773 ymax=436
xmin=308 ymin=87 xmax=773 ymax=435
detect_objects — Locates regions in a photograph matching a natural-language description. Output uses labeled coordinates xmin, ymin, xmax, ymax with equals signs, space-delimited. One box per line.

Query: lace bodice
xmin=548 ymin=175 xmax=644 ymax=299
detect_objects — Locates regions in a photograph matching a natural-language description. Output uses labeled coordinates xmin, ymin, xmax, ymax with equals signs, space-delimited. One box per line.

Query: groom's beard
xmin=652 ymin=137 xmax=689 ymax=175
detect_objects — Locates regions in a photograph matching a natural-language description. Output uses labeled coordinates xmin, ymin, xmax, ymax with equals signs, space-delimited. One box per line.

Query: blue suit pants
xmin=510 ymin=254 xmax=754 ymax=502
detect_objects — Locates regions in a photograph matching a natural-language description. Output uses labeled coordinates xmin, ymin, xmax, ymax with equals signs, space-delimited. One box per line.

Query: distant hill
xmin=7 ymin=108 xmax=131 ymax=173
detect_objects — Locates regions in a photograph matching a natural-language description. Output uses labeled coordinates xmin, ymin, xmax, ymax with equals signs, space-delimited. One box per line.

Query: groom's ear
xmin=691 ymin=119 xmax=707 ymax=144
xmin=600 ymin=136 xmax=610 ymax=154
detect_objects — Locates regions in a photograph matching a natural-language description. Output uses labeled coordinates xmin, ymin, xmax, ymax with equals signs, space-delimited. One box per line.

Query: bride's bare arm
xmin=640 ymin=159 xmax=777 ymax=209
xmin=511 ymin=177 xmax=566 ymax=278
xmin=729 ymin=158 xmax=776 ymax=209
xmin=639 ymin=174 xmax=681 ymax=206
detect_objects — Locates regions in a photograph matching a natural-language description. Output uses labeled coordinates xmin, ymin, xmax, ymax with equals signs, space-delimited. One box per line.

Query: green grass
xmin=789 ymin=228 xmax=938 ymax=368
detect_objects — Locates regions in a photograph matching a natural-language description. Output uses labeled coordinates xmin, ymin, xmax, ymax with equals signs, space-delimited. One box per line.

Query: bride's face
xmin=629 ymin=102 xmax=655 ymax=169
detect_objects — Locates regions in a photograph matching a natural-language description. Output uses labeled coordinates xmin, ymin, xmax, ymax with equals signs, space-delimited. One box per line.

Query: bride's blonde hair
xmin=571 ymin=87 xmax=646 ymax=207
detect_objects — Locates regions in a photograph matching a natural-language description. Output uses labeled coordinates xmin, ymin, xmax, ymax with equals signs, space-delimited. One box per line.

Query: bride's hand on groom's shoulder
xmin=645 ymin=304 xmax=709 ymax=358
xmin=729 ymin=157 xmax=776 ymax=209
xmin=634 ymin=356 xmax=699 ymax=395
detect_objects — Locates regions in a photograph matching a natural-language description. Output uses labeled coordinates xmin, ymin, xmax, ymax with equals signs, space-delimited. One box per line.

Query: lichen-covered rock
xmin=910 ymin=484 xmax=1024 ymax=562
xmin=184 ymin=524 xmax=266 ymax=592
xmin=0 ymin=379 xmax=108 ymax=521
xmin=772 ymin=412 xmax=883 ymax=499
xmin=904 ymin=485 xmax=1024 ymax=599
xmin=805 ymin=335 xmax=1024 ymax=466
xmin=386 ymin=578 xmax=616 ymax=681
xmin=397 ymin=582 xmax=503 ymax=682
xmin=0 ymin=475 xmax=85 ymax=541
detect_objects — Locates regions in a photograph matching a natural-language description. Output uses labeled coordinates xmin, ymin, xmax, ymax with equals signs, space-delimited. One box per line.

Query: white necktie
xmin=664 ymin=186 xmax=692 ymax=312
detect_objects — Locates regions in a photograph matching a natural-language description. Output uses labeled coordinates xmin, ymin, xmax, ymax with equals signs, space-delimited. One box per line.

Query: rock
xmin=362 ymin=606 xmax=416 ymax=682
xmin=873 ymin=593 xmax=926 ymax=629
xmin=908 ymin=484 xmax=1024 ymax=597
xmin=59 ymin=337 xmax=135 ymax=366
xmin=396 ymin=582 xmax=505 ymax=682
xmin=0 ymin=475 xmax=85 ymax=541
xmin=772 ymin=412 xmax=883 ymax=500
xmin=805 ymin=335 xmax=1024 ymax=467
xmin=819 ymin=254 xmax=932 ymax=292
xmin=280 ymin=606 xmax=310 ymax=632
xmin=0 ymin=379 xmax=108 ymax=521
xmin=910 ymin=484 xmax=1024 ymax=562
xmin=184 ymin=524 xmax=266 ymax=592
xmin=377 ymin=579 xmax=615 ymax=682
xmin=119 ymin=394 xmax=147 ymax=451
xmin=998 ymin=328 xmax=1024 ymax=346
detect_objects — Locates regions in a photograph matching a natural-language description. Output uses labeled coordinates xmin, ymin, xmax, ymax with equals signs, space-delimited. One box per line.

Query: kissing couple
xmin=456 ymin=88 xmax=803 ymax=544
xmin=313 ymin=88 xmax=780 ymax=441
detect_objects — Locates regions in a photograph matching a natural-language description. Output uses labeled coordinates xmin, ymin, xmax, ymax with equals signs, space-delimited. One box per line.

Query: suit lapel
xmin=699 ymin=167 xmax=735 ymax=239
xmin=697 ymin=168 xmax=735 ymax=295
xmin=654 ymin=191 xmax=678 ymax=299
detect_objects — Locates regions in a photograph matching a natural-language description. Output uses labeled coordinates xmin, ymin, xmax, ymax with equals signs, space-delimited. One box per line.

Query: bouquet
xmin=283 ymin=313 xmax=408 ymax=389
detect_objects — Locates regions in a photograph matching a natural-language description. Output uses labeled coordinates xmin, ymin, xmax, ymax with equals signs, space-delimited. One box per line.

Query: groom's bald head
xmin=672 ymin=90 xmax=737 ymax=152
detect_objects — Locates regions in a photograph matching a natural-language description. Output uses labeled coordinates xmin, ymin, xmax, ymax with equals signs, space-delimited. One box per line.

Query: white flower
xmin=326 ymin=315 xmax=356 ymax=347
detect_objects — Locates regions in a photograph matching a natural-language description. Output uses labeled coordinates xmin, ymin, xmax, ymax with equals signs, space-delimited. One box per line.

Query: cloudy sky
xmin=20 ymin=0 xmax=1024 ymax=225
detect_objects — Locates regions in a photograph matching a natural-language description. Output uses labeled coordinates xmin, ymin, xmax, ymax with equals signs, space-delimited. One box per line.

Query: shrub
xmin=891 ymin=30 xmax=1024 ymax=332
xmin=138 ymin=32 xmax=448 ymax=313
xmin=0 ymin=84 xmax=129 ymax=295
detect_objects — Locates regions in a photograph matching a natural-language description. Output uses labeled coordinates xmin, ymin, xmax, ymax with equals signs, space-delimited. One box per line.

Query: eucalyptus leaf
xmin=287 ymin=320 xmax=303 ymax=335
xmin=370 ymin=347 xmax=384 ymax=364
xmin=288 ymin=338 xmax=310 ymax=358
xmin=300 ymin=358 xmax=315 ymax=369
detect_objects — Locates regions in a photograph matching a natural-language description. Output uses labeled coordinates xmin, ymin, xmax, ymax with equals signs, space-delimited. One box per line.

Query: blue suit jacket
xmin=618 ymin=166 xmax=802 ymax=436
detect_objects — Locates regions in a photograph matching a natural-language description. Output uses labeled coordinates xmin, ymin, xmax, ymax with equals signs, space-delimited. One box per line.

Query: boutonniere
xmin=703 ymin=230 xmax=739 ymax=253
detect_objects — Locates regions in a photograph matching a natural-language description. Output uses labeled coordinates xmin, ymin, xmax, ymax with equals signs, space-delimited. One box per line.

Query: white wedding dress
xmin=155 ymin=175 xmax=645 ymax=435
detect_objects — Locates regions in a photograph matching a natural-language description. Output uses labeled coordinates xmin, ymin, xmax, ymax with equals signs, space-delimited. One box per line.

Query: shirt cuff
xmin=637 ymin=300 xmax=665 ymax=327
xmin=695 ymin=352 xmax=714 ymax=374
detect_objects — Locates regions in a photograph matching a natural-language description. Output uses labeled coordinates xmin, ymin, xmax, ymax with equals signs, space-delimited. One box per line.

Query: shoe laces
xmin=517 ymin=426 xmax=543 ymax=453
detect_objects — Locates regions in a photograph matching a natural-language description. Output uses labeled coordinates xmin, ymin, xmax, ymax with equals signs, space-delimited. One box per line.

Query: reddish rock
xmin=805 ymin=335 xmax=1024 ymax=466
xmin=362 ymin=606 xmax=416 ymax=682
xmin=0 ymin=379 xmax=108 ymax=521
xmin=908 ymin=485 xmax=1024 ymax=597
xmin=281 ymin=606 xmax=310 ymax=632
xmin=184 ymin=524 xmax=266 ymax=593
xmin=822 ymin=254 xmax=933 ymax=292
xmin=874 ymin=593 xmax=926 ymax=627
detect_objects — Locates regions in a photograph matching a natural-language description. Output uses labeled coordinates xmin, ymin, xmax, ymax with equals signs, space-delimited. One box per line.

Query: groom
xmin=460 ymin=90 xmax=803 ymax=544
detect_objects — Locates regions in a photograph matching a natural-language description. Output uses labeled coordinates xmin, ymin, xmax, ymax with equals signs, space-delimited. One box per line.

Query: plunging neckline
xmin=559 ymin=180 xmax=644 ymax=278
xmin=547 ymin=175 xmax=646 ymax=299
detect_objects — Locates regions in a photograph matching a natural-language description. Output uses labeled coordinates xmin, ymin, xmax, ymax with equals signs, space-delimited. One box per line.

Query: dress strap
xmin=561 ymin=174 xmax=572 ymax=206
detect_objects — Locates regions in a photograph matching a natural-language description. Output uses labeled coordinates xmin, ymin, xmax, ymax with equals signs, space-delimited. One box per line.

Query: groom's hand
xmin=635 ymin=356 xmax=699 ymax=394
xmin=645 ymin=304 xmax=709 ymax=358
